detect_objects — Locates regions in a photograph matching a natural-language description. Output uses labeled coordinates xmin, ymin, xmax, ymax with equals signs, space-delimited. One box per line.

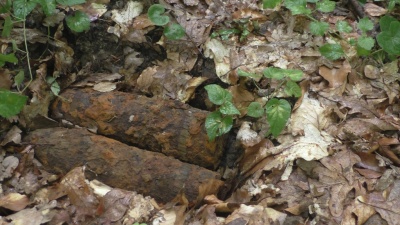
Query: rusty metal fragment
xmin=50 ymin=88 xmax=225 ymax=169
xmin=24 ymin=127 xmax=222 ymax=203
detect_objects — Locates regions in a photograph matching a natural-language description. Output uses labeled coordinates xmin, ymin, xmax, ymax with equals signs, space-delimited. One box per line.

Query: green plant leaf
xmin=13 ymin=0 xmax=37 ymax=19
xmin=285 ymin=69 xmax=303 ymax=81
xmin=147 ymin=4 xmax=169 ymax=26
xmin=319 ymin=43 xmax=344 ymax=60
xmin=46 ymin=77 xmax=60 ymax=96
xmin=219 ymin=101 xmax=240 ymax=115
xmin=263 ymin=0 xmax=282 ymax=8
xmin=336 ymin=21 xmax=352 ymax=33
xmin=377 ymin=20 xmax=400 ymax=55
xmin=0 ymin=0 xmax=12 ymax=13
xmin=56 ymin=0 xmax=85 ymax=6
xmin=66 ymin=10 xmax=90 ymax=32
xmin=0 ymin=53 xmax=18 ymax=64
xmin=263 ymin=68 xmax=303 ymax=81
xmin=204 ymin=84 xmax=232 ymax=105
xmin=379 ymin=15 xmax=397 ymax=31
xmin=205 ymin=111 xmax=233 ymax=141
xmin=2 ymin=16 xmax=12 ymax=37
xmin=309 ymin=21 xmax=329 ymax=36
xmin=247 ymin=102 xmax=264 ymax=118
xmin=265 ymin=98 xmax=291 ymax=137
xmin=284 ymin=80 xmax=302 ymax=97
xmin=0 ymin=90 xmax=28 ymax=118
xmin=164 ymin=23 xmax=185 ymax=40
xmin=284 ymin=0 xmax=311 ymax=15
xmin=316 ymin=0 xmax=335 ymax=13
xmin=237 ymin=69 xmax=261 ymax=79
xmin=357 ymin=17 xmax=374 ymax=33
xmin=36 ymin=0 xmax=56 ymax=16
xmin=357 ymin=36 xmax=374 ymax=50
xmin=14 ymin=71 xmax=24 ymax=87
xmin=263 ymin=67 xmax=285 ymax=80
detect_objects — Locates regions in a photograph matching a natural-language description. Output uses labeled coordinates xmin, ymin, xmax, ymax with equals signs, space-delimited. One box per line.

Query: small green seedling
xmin=147 ymin=4 xmax=185 ymax=40
xmin=205 ymin=67 xmax=303 ymax=140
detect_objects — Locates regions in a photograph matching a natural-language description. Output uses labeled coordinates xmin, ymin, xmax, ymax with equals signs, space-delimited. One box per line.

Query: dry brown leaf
xmin=0 ymin=125 xmax=22 ymax=146
xmin=0 ymin=193 xmax=29 ymax=211
xmin=364 ymin=3 xmax=388 ymax=17
xmin=0 ymin=69 xmax=12 ymax=89
xmin=318 ymin=61 xmax=351 ymax=88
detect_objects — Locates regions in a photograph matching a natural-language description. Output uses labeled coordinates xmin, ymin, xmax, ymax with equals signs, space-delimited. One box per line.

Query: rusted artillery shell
xmin=24 ymin=127 xmax=222 ymax=203
xmin=50 ymin=88 xmax=224 ymax=169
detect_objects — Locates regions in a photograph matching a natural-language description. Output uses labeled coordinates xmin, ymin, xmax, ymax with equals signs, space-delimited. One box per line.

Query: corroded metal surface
xmin=24 ymin=127 xmax=222 ymax=203
xmin=51 ymin=88 xmax=225 ymax=169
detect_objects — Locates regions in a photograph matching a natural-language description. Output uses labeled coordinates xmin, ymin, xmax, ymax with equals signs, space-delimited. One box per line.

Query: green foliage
xmin=247 ymin=102 xmax=264 ymax=118
xmin=377 ymin=15 xmax=400 ymax=55
xmin=357 ymin=17 xmax=374 ymax=33
xmin=204 ymin=84 xmax=232 ymax=105
xmin=263 ymin=0 xmax=282 ymax=9
xmin=336 ymin=21 xmax=352 ymax=33
xmin=266 ymin=98 xmax=291 ymax=137
xmin=316 ymin=0 xmax=335 ymax=13
xmin=210 ymin=19 xmax=253 ymax=42
xmin=147 ymin=4 xmax=169 ymax=26
xmin=46 ymin=77 xmax=61 ymax=96
xmin=147 ymin=4 xmax=185 ymax=40
xmin=204 ymin=84 xmax=239 ymax=141
xmin=0 ymin=90 xmax=28 ymax=118
xmin=319 ymin=43 xmax=344 ymax=60
xmin=0 ymin=53 xmax=18 ymax=67
xmin=205 ymin=67 xmax=303 ymax=140
xmin=13 ymin=0 xmax=37 ymax=20
xmin=164 ymin=23 xmax=185 ymax=40
xmin=66 ymin=10 xmax=90 ymax=32
xmin=56 ymin=0 xmax=86 ymax=6
xmin=36 ymin=0 xmax=57 ymax=16
xmin=284 ymin=0 xmax=311 ymax=15
xmin=2 ymin=16 xmax=12 ymax=37
xmin=309 ymin=21 xmax=329 ymax=36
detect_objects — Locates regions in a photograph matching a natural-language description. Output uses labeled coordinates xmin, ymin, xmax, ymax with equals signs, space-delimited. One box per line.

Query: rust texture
xmin=50 ymin=88 xmax=225 ymax=169
xmin=24 ymin=127 xmax=221 ymax=203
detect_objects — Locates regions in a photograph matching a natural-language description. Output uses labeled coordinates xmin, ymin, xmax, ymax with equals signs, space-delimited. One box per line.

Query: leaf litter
xmin=0 ymin=0 xmax=400 ymax=224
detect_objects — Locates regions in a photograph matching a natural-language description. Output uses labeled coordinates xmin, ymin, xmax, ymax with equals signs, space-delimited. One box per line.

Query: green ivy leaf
xmin=66 ymin=11 xmax=90 ymax=32
xmin=284 ymin=80 xmax=302 ymax=97
xmin=316 ymin=0 xmax=335 ymax=13
xmin=358 ymin=17 xmax=374 ymax=33
xmin=319 ymin=43 xmax=344 ymax=60
xmin=263 ymin=67 xmax=285 ymax=80
xmin=36 ymin=0 xmax=56 ymax=16
xmin=0 ymin=90 xmax=28 ymax=118
xmin=237 ymin=69 xmax=261 ymax=79
xmin=247 ymin=102 xmax=264 ymax=118
xmin=0 ymin=0 xmax=12 ymax=13
xmin=377 ymin=20 xmax=400 ymax=55
xmin=56 ymin=0 xmax=85 ymax=6
xmin=46 ymin=77 xmax=60 ymax=96
xmin=357 ymin=36 xmax=374 ymax=50
xmin=309 ymin=21 xmax=329 ymax=36
xmin=13 ymin=0 xmax=37 ymax=19
xmin=336 ymin=21 xmax=352 ymax=33
xmin=379 ymin=15 xmax=397 ymax=31
xmin=285 ymin=69 xmax=303 ymax=81
xmin=265 ymin=98 xmax=291 ymax=137
xmin=204 ymin=84 xmax=232 ymax=105
xmin=205 ymin=111 xmax=233 ymax=141
xmin=0 ymin=53 xmax=18 ymax=64
xmin=14 ymin=71 xmax=25 ymax=87
xmin=263 ymin=68 xmax=303 ymax=81
xmin=147 ymin=4 xmax=169 ymax=26
xmin=220 ymin=101 xmax=240 ymax=115
xmin=284 ymin=0 xmax=311 ymax=15
xmin=263 ymin=0 xmax=282 ymax=8
xmin=164 ymin=23 xmax=185 ymax=40
xmin=2 ymin=16 xmax=12 ymax=37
